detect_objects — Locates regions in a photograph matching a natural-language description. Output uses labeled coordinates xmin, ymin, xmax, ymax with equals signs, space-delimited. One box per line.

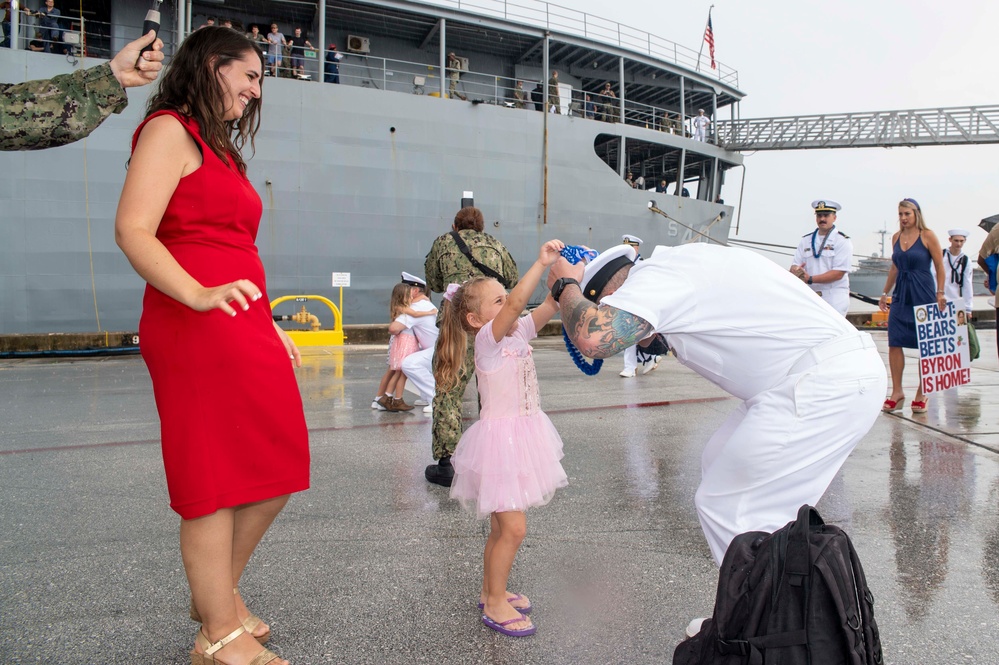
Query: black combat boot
xmin=424 ymin=455 xmax=454 ymax=487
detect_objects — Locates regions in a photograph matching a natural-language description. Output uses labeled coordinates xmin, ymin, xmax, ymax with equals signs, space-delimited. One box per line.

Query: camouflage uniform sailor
xmin=547 ymin=70 xmax=560 ymax=114
xmin=791 ymin=200 xmax=853 ymax=316
xmin=1 ymin=64 xmax=127 ymax=151
xmin=1 ymin=31 xmax=164 ymax=151
xmin=423 ymin=206 xmax=518 ymax=485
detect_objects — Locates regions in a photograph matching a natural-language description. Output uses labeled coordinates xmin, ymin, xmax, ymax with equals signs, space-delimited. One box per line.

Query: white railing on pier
xmin=421 ymin=0 xmax=738 ymax=87
xmin=715 ymin=106 xmax=999 ymax=151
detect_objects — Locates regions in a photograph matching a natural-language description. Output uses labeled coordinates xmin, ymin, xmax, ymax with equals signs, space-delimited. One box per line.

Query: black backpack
xmin=673 ymin=505 xmax=883 ymax=665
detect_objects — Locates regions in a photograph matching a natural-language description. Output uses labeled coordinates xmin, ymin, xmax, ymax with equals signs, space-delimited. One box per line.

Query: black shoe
xmin=425 ymin=456 xmax=454 ymax=487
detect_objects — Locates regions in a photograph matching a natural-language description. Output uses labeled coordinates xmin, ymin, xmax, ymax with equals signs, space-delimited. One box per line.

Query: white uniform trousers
xmin=694 ymin=333 xmax=885 ymax=565
xmin=817 ymin=287 xmax=850 ymax=317
xmin=622 ymin=345 xmax=638 ymax=373
xmin=401 ymin=346 xmax=435 ymax=404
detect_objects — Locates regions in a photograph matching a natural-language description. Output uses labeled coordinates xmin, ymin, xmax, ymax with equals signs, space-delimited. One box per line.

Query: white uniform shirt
xmin=601 ymin=244 xmax=854 ymax=400
xmin=792 ymin=228 xmax=853 ymax=313
xmin=398 ymin=298 xmax=439 ymax=350
xmin=931 ymin=251 xmax=974 ymax=312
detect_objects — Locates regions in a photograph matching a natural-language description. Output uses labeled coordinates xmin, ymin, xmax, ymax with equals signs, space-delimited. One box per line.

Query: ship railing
xmin=5 ymin=13 xmax=115 ymax=60
xmin=332 ymin=51 xmax=715 ymax=139
xmin=423 ymin=0 xmax=738 ymax=87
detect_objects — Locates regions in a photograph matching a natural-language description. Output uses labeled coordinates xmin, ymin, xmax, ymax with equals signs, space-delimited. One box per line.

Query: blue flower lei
xmin=559 ymin=246 xmax=603 ymax=376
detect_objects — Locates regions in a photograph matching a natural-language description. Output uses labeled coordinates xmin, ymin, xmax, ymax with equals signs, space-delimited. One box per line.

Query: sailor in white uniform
xmin=692 ymin=108 xmax=710 ymax=142
xmin=791 ymin=200 xmax=853 ymax=316
xmin=547 ymin=242 xmax=885 ymax=565
xmin=398 ymin=272 xmax=439 ymax=414
xmin=618 ymin=234 xmax=660 ymax=377
xmin=930 ymin=229 xmax=974 ymax=315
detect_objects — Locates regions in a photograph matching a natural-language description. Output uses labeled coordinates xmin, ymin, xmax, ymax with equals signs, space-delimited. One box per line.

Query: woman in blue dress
xmin=877 ymin=198 xmax=946 ymax=413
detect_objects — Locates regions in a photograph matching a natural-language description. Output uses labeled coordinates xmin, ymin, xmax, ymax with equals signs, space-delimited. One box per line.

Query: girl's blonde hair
xmin=433 ymin=276 xmax=493 ymax=392
xmin=389 ymin=283 xmax=412 ymax=319
xmin=898 ymin=198 xmax=928 ymax=232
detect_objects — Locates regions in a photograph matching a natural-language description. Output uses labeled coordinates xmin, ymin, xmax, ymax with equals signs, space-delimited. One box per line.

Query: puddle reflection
xmin=888 ymin=431 xmax=975 ymax=620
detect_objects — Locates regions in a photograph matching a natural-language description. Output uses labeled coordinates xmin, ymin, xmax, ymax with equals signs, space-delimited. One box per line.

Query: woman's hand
xmin=936 ymin=293 xmax=947 ymax=312
xmin=878 ymin=295 xmax=889 ymax=313
xmin=539 ymin=239 xmax=565 ymax=266
xmin=273 ymin=321 xmax=302 ymax=367
xmin=190 ymin=279 xmax=263 ymax=316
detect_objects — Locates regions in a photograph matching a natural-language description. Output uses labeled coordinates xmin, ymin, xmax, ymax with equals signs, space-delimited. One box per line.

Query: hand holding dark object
xmin=110 ymin=30 xmax=164 ymax=88
xmin=139 ymin=0 xmax=162 ymax=55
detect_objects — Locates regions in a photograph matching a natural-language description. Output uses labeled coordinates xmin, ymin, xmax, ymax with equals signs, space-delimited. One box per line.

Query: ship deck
xmin=2 ymin=331 xmax=999 ymax=664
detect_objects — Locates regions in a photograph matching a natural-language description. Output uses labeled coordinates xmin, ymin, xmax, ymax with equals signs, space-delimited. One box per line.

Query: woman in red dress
xmin=115 ymin=27 xmax=308 ymax=665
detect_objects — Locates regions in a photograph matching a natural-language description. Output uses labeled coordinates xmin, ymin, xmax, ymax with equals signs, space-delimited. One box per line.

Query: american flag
xmin=704 ymin=15 xmax=716 ymax=69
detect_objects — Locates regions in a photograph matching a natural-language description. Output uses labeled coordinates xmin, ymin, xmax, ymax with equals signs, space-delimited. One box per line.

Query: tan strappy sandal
xmin=190 ymin=625 xmax=284 ymax=665
xmin=190 ymin=588 xmax=271 ymax=644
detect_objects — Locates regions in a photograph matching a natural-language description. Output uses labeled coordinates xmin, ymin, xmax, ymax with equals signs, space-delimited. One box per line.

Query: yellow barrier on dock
xmin=270 ymin=295 xmax=345 ymax=346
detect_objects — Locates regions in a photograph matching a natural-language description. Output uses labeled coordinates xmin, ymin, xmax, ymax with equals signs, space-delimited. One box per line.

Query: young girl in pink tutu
xmin=434 ymin=239 xmax=568 ymax=638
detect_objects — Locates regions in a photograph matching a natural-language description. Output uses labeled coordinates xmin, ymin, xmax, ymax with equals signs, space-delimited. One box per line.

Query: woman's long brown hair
xmin=145 ymin=27 xmax=263 ymax=175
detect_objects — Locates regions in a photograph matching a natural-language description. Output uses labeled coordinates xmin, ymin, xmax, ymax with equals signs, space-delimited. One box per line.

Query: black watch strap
xmin=551 ymin=277 xmax=580 ymax=302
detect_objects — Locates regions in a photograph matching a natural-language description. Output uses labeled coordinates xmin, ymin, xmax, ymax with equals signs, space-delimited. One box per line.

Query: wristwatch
xmin=550 ymin=277 xmax=580 ymax=303
xmin=807 ymin=276 xmax=813 ymax=285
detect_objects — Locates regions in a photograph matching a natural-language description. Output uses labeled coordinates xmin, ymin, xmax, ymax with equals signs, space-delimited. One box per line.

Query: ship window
xmin=594 ymin=134 xmax=738 ymax=201
xmin=593 ymin=134 xmax=684 ymax=192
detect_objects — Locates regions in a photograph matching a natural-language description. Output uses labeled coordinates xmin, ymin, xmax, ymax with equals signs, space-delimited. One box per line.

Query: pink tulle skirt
xmin=388 ymin=333 xmax=418 ymax=370
xmin=450 ymin=412 xmax=568 ymax=519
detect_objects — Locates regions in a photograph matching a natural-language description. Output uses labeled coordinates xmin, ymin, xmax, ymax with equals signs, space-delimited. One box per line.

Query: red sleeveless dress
xmin=133 ymin=111 xmax=310 ymax=519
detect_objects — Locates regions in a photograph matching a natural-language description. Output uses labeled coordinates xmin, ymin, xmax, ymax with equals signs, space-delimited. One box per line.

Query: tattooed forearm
xmin=560 ymin=291 xmax=654 ymax=358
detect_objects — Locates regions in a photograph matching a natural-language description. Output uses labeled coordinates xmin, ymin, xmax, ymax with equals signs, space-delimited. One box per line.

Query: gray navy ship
xmin=0 ymin=0 xmax=742 ymax=334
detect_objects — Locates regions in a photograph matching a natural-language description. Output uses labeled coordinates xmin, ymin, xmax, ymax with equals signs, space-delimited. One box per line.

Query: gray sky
xmin=567 ymin=0 xmax=999 ymax=267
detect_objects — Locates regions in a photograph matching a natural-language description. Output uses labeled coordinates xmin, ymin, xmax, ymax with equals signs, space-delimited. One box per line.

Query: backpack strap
xmin=847 ymin=536 xmax=885 ymax=664
xmin=449 ymin=231 xmax=512 ymax=288
xmin=786 ymin=504 xmax=821 ymax=581
xmin=718 ymin=630 xmax=808 ymax=665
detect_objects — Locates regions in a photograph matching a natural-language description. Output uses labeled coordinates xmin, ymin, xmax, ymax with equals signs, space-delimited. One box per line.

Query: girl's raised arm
xmin=491 ymin=240 xmax=564 ymax=341
xmin=402 ymin=306 xmax=437 ymax=317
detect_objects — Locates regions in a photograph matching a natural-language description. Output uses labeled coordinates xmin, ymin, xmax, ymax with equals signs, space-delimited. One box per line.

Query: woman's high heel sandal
xmin=190 ymin=588 xmax=271 ymax=644
xmin=190 ymin=625 xmax=283 ymax=665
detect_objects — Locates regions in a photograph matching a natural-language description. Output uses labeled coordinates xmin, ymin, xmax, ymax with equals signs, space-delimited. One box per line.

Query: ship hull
xmin=0 ymin=43 xmax=735 ymax=333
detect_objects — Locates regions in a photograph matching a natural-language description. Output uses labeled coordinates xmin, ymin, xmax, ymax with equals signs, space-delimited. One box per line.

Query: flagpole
xmin=696 ymin=5 xmax=714 ymax=73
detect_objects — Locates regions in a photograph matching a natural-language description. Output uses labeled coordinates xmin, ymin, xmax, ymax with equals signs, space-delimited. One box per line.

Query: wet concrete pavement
xmin=1 ymin=330 xmax=998 ymax=664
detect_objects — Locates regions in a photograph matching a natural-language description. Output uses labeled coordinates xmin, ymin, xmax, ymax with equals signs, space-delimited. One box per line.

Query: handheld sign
xmin=915 ymin=301 xmax=971 ymax=395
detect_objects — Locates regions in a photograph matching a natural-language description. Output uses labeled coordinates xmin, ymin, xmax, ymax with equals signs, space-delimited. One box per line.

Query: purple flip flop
xmin=481 ymin=612 xmax=536 ymax=637
xmin=477 ymin=593 xmax=532 ymax=615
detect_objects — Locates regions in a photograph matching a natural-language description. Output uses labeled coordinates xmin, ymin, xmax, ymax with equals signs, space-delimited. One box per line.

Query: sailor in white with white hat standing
xmin=397 ymin=271 xmax=439 ymax=414
xmin=546 ymin=242 xmax=885 ymax=567
xmin=791 ymin=200 xmax=853 ymax=316
xmin=931 ymin=229 xmax=974 ymax=315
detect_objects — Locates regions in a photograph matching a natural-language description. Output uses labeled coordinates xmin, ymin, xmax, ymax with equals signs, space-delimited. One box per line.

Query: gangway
xmin=715 ymin=105 xmax=999 ymax=151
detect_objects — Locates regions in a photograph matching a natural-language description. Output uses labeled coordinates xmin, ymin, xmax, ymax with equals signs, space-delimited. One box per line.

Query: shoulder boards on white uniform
xmin=837 ymin=231 xmax=850 ymax=239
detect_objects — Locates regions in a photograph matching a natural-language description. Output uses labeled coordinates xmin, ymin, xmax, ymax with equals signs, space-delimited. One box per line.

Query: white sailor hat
xmin=579 ymin=245 xmax=637 ymax=303
xmin=947 ymin=228 xmax=970 ymax=238
xmin=621 ymin=234 xmax=643 ymax=246
xmin=811 ymin=200 xmax=841 ymax=214
xmin=400 ymin=271 xmax=426 ymax=288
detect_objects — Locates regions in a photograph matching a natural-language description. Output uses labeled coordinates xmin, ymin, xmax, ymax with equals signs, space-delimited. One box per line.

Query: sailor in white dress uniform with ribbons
xmin=546 ymin=242 xmax=886 ymax=565
xmin=791 ymin=200 xmax=853 ymax=316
